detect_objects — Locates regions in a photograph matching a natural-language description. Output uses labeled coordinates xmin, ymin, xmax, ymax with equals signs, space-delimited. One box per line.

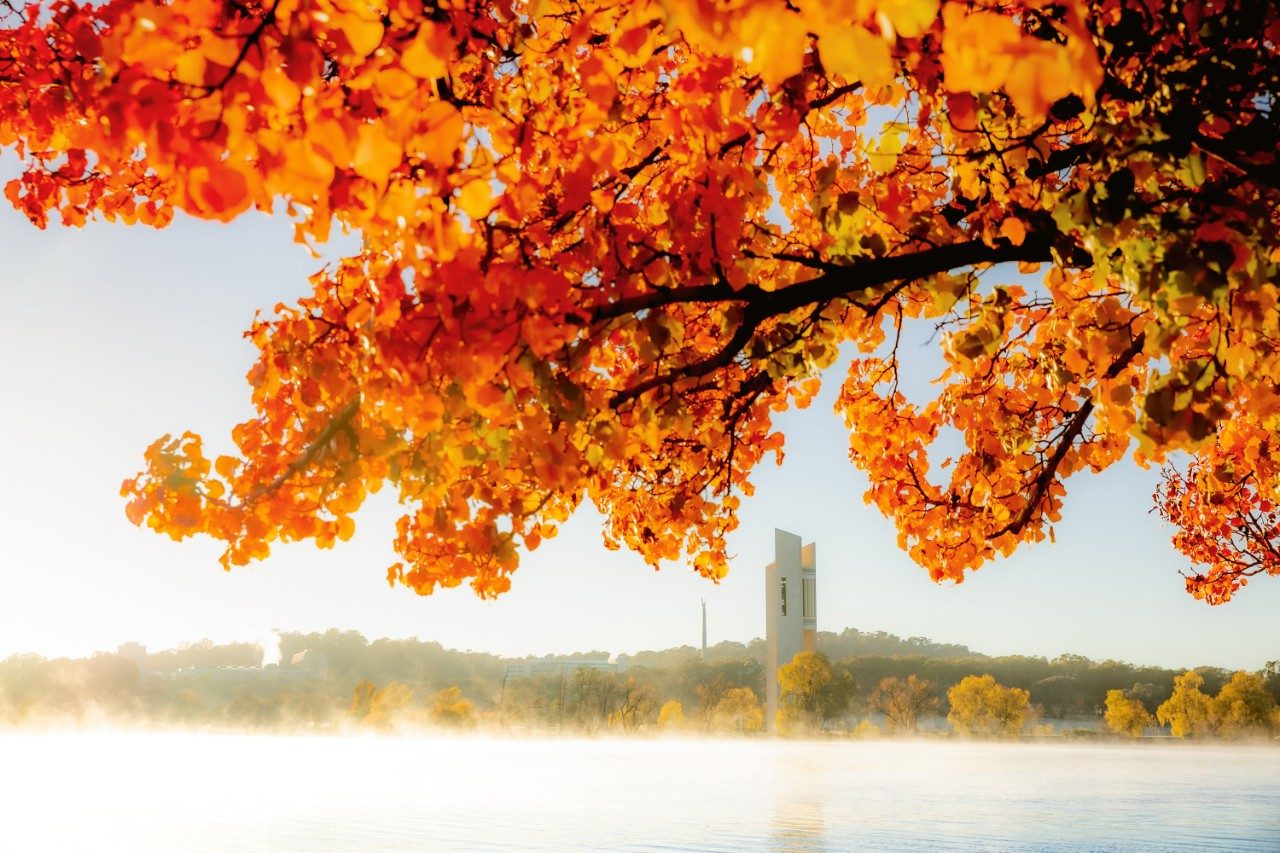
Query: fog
xmin=2 ymin=733 xmax=1277 ymax=852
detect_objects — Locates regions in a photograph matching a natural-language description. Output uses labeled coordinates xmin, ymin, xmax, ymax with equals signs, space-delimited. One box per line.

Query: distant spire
xmin=701 ymin=598 xmax=707 ymax=660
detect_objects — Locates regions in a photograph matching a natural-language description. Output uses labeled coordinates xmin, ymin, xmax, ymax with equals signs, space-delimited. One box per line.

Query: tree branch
xmin=593 ymin=236 xmax=1052 ymax=324
xmin=989 ymin=333 xmax=1145 ymax=539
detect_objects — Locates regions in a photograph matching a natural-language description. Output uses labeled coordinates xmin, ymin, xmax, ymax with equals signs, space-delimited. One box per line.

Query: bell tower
xmin=765 ymin=529 xmax=816 ymax=733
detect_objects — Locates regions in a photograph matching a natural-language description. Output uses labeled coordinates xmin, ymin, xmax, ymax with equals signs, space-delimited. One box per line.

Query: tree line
xmin=2 ymin=629 xmax=1276 ymax=739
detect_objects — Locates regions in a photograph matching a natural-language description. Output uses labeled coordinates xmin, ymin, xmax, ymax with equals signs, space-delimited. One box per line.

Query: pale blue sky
xmin=0 ymin=194 xmax=1276 ymax=670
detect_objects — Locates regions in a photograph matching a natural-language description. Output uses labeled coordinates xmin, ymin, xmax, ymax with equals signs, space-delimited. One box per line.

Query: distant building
xmin=503 ymin=656 xmax=627 ymax=680
xmin=117 ymin=642 xmax=147 ymax=675
xmin=290 ymin=649 xmax=329 ymax=679
xmin=170 ymin=649 xmax=327 ymax=682
xmin=765 ymin=529 xmax=816 ymax=733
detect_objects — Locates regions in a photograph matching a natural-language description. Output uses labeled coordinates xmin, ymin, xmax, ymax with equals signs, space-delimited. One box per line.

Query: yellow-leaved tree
xmin=946 ymin=675 xmax=1033 ymax=738
xmin=427 ymin=685 xmax=477 ymax=729
xmin=1103 ymin=689 xmax=1153 ymax=737
xmin=657 ymin=699 xmax=686 ymax=731
xmin=776 ymin=651 xmax=854 ymax=735
xmin=351 ymin=680 xmax=414 ymax=730
xmin=710 ymin=687 xmax=765 ymax=734
xmin=1155 ymin=671 xmax=1213 ymax=737
xmin=1210 ymin=672 xmax=1280 ymax=738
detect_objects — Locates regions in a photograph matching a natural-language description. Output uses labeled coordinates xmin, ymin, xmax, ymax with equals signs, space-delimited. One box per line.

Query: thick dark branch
xmin=593 ymin=237 xmax=1052 ymax=324
xmin=808 ymin=82 xmax=863 ymax=110
xmin=604 ymin=237 xmax=1054 ymax=407
xmin=1194 ymin=133 xmax=1280 ymax=193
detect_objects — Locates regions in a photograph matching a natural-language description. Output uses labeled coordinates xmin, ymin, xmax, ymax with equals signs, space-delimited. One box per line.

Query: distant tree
xmin=818 ymin=629 xmax=978 ymax=661
xmin=350 ymin=680 xmax=377 ymax=719
xmin=677 ymin=657 xmax=765 ymax=714
xmin=694 ymin=675 xmax=734 ymax=732
xmin=276 ymin=684 xmax=333 ymax=728
xmin=1125 ymin=682 xmax=1169 ymax=711
xmin=657 ymin=700 xmax=686 ymax=731
xmin=0 ymin=654 xmax=49 ymax=722
xmin=947 ymin=675 xmax=1032 ymax=737
xmin=711 ymin=687 xmax=764 ymax=734
xmin=1103 ymin=689 xmax=1153 ymax=737
xmin=427 ymin=686 xmax=476 ymax=729
xmin=351 ymin=680 xmax=413 ymax=729
xmin=1261 ymin=661 xmax=1280 ymax=703
xmin=1156 ymin=671 xmax=1213 ymax=737
xmin=1031 ymin=675 xmax=1082 ymax=718
xmin=869 ymin=675 xmax=937 ymax=734
xmin=612 ymin=677 xmax=657 ymax=731
xmin=571 ymin=668 xmax=621 ymax=733
xmin=1211 ymin=672 xmax=1280 ymax=737
xmin=225 ymin=692 xmax=282 ymax=728
xmin=852 ymin=720 xmax=881 ymax=738
xmin=169 ymin=689 xmax=206 ymax=724
xmin=777 ymin=651 xmax=855 ymax=735
xmin=500 ymin=674 xmax=564 ymax=729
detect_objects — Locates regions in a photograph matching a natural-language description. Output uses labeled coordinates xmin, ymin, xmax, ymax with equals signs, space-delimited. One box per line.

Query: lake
xmin=1 ymin=733 xmax=1277 ymax=851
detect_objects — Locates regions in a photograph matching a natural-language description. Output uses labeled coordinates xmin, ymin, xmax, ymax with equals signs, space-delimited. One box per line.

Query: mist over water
xmin=2 ymin=734 xmax=1276 ymax=851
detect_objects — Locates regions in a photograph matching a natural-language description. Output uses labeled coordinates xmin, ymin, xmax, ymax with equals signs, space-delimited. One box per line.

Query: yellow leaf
xmin=1000 ymin=218 xmax=1026 ymax=246
xmin=413 ymin=101 xmax=464 ymax=169
xmin=880 ymin=0 xmax=939 ymax=39
xmin=402 ymin=23 xmax=448 ymax=79
xmin=214 ymin=455 xmax=239 ymax=478
xmin=939 ymin=7 xmax=1018 ymax=94
xmin=741 ymin=7 xmax=808 ymax=85
xmin=352 ymin=125 xmax=402 ymax=185
xmin=338 ymin=11 xmax=384 ymax=58
xmin=819 ymin=26 xmax=893 ymax=86
xmin=867 ymin=121 xmax=908 ymax=172
xmin=374 ymin=67 xmax=419 ymax=102
xmin=261 ymin=66 xmax=301 ymax=109
xmin=456 ymin=179 xmax=495 ymax=220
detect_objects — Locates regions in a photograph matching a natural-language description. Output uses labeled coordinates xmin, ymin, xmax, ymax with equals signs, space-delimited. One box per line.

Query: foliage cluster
xmin=1 ymin=0 xmax=1275 ymax=601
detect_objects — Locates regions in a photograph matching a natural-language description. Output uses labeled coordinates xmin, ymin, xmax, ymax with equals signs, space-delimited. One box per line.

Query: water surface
xmin=2 ymin=733 xmax=1277 ymax=851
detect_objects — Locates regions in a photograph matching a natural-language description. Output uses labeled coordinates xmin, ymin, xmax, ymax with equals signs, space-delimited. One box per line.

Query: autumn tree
xmin=946 ymin=674 xmax=1032 ymax=737
xmin=776 ymin=651 xmax=855 ymax=734
xmin=1 ymin=1 xmax=1276 ymax=601
xmin=657 ymin=699 xmax=686 ymax=731
xmin=1156 ymin=671 xmax=1213 ymax=737
xmin=427 ymin=685 xmax=476 ymax=728
xmin=570 ymin=667 xmax=620 ymax=733
xmin=1210 ymin=671 xmax=1280 ymax=738
xmin=611 ymin=676 xmax=658 ymax=731
xmin=869 ymin=675 xmax=938 ymax=734
xmin=350 ymin=679 xmax=413 ymax=729
xmin=710 ymin=686 xmax=765 ymax=734
xmin=1103 ymin=688 xmax=1153 ymax=737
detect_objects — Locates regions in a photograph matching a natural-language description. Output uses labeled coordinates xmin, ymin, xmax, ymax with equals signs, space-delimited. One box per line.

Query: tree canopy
xmin=1 ymin=0 xmax=1277 ymax=600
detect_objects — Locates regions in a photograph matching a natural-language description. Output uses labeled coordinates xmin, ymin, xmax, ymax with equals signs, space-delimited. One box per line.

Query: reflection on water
xmin=1 ymin=734 xmax=1277 ymax=852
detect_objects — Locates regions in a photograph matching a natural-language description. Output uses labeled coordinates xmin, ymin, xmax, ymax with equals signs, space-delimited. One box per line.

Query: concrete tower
xmin=765 ymin=529 xmax=816 ymax=733
xmin=700 ymin=599 xmax=707 ymax=660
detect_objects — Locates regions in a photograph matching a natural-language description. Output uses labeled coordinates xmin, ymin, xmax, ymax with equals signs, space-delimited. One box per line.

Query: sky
xmin=1 ymin=182 xmax=1277 ymax=672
